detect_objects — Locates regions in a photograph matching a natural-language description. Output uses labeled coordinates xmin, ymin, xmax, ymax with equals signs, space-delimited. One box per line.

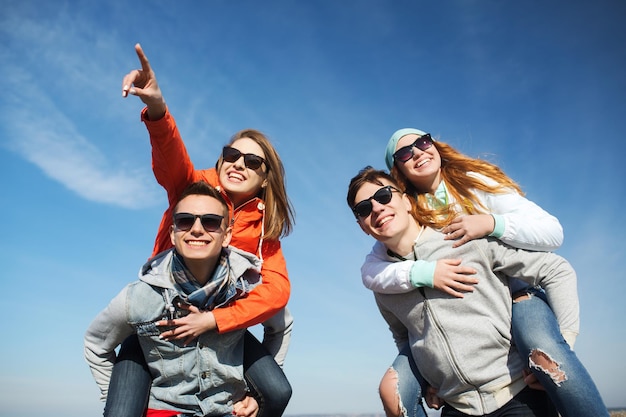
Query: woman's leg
xmin=379 ymin=344 xmax=428 ymax=417
xmin=103 ymin=334 xmax=151 ymax=417
xmin=243 ymin=331 xmax=292 ymax=417
xmin=511 ymin=288 xmax=609 ymax=417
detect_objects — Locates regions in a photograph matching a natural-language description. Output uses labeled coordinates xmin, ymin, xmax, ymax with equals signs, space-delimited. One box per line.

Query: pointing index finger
xmin=121 ymin=43 xmax=152 ymax=97
xmin=134 ymin=43 xmax=152 ymax=74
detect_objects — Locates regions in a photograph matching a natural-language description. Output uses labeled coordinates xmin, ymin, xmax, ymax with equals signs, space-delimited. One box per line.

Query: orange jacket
xmin=143 ymin=108 xmax=290 ymax=333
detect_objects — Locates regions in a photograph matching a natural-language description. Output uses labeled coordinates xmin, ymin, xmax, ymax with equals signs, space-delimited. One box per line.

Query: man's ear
xmin=222 ymin=226 xmax=233 ymax=248
xmin=401 ymin=193 xmax=412 ymax=212
xmin=170 ymin=225 xmax=176 ymax=245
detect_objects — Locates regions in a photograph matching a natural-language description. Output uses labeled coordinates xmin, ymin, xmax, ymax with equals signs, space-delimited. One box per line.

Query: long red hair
xmin=391 ymin=140 xmax=523 ymax=229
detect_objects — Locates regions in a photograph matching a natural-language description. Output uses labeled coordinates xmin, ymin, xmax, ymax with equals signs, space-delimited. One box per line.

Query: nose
xmin=190 ymin=217 xmax=205 ymax=233
xmin=231 ymin=155 xmax=246 ymax=169
xmin=370 ymin=198 xmax=386 ymax=214
xmin=410 ymin=144 xmax=426 ymax=159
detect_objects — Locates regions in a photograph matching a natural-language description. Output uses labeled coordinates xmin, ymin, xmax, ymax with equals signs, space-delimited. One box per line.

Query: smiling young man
xmin=85 ymin=181 xmax=262 ymax=417
xmin=346 ymin=166 xmax=588 ymax=417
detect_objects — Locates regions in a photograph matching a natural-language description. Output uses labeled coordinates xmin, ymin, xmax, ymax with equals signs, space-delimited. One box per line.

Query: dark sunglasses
xmin=222 ymin=146 xmax=266 ymax=170
xmin=352 ymin=185 xmax=401 ymax=218
xmin=173 ymin=213 xmax=224 ymax=233
xmin=392 ymin=133 xmax=434 ymax=164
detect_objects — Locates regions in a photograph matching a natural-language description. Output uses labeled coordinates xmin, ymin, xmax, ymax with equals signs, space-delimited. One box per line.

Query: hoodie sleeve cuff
xmin=489 ymin=214 xmax=505 ymax=238
xmin=409 ymin=260 xmax=436 ymax=288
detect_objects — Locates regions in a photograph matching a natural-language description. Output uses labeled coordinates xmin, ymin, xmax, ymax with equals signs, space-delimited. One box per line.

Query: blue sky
xmin=1 ymin=1 xmax=625 ymax=415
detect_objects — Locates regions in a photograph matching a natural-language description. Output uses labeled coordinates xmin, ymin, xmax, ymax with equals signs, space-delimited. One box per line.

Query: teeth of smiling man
xmin=378 ymin=215 xmax=393 ymax=226
xmin=187 ymin=241 xmax=208 ymax=246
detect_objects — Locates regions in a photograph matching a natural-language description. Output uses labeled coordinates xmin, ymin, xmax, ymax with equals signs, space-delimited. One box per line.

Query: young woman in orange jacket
xmin=103 ymin=43 xmax=295 ymax=417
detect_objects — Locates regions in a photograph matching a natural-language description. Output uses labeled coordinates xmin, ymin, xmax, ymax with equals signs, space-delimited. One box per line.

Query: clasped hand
xmin=156 ymin=303 xmax=217 ymax=346
xmin=441 ymin=214 xmax=495 ymax=248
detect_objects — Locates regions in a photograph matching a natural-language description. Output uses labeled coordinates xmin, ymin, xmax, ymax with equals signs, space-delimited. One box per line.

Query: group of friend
xmin=84 ymin=44 xmax=610 ymax=417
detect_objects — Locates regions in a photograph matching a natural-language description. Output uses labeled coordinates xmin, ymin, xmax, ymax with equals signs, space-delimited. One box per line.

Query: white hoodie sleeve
xmin=470 ymin=172 xmax=564 ymax=251
xmin=84 ymin=286 xmax=135 ymax=401
xmin=361 ymin=240 xmax=436 ymax=294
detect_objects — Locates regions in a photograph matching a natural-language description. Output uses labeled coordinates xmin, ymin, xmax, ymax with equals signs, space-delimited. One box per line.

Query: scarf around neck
xmin=170 ymin=250 xmax=236 ymax=311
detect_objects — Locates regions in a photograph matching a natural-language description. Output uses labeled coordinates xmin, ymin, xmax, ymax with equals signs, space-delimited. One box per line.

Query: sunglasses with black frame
xmin=392 ymin=133 xmax=434 ymax=164
xmin=173 ymin=213 xmax=225 ymax=233
xmin=222 ymin=146 xmax=267 ymax=171
xmin=352 ymin=185 xmax=402 ymax=218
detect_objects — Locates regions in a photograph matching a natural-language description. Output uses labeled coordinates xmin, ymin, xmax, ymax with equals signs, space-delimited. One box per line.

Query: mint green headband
xmin=385 ymin=128 xmax=427 ymax=170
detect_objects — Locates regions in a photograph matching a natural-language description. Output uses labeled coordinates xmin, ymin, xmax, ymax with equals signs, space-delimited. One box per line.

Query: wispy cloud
xmin=1 ymin=5 xmax=160 ymax=209
xmin=1 ymin=64 xmax=160 ymax=209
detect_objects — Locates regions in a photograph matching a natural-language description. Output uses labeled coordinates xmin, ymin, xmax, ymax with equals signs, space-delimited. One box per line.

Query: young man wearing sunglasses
xmin=346 ymin=167 xmax=591 ymax=417
xmin=85 ymin=181 xmax=261 ymax=417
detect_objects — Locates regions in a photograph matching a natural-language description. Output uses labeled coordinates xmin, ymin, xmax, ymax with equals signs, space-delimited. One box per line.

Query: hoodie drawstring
xmin=257 ymin=202 xmax=265 ymax=264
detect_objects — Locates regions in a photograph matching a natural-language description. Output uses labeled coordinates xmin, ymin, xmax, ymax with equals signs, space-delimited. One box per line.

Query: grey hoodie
xmin=374 ymin=227 xmax=578 ymax=415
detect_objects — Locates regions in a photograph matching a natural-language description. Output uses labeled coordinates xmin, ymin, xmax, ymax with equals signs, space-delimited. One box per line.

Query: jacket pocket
xmin=136 ymin=321 xmax=161 ymax=337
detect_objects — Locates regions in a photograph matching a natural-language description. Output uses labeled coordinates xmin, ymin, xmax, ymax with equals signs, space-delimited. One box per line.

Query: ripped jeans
xmin=511 ymin=288 xmax=609 ymax=417
xmin=386 ymin=289 xmax=609 ymax=417
xmin=386 ymin=345 xmax=429 ymax=417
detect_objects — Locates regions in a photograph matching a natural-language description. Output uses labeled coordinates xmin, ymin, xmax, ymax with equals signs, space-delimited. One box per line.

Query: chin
xmin=222 ymin=181 xmax=250 ymax=194
xmin=372 ymin=227 xmax=394 ymax=240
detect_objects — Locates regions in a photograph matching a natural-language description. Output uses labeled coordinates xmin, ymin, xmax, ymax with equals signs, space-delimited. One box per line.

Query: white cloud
xmin=1 ymin=64 xmax=159 ymax=209
xmin=0 ymin=7 xmax=163 ymax=210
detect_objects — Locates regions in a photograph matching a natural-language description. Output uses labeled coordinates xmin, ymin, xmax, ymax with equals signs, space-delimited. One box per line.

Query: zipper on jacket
xmin=423 ymin=295 xmax=489 ymax=412
xmin=422 ymin=291 xmax=476 ymax=389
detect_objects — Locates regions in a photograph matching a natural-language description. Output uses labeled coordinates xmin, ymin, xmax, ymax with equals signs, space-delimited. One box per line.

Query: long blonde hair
xmin=216 ymin=129 xmax=295 ymax=240
xmin=391 ymin=140 xmax=523 ymax=228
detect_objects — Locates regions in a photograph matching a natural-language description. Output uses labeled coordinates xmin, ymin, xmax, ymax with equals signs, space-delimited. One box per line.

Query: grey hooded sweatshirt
xmin=374 ymin=227 xmax=578 ymax=415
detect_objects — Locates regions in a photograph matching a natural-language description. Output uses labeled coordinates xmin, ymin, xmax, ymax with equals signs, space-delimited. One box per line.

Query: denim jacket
xmin=84 ymin=247 xmax=261 ymax=416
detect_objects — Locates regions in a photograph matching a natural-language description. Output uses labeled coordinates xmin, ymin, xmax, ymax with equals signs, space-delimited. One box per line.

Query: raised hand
xmin=121 ymin=43 xmax=166 ymax=120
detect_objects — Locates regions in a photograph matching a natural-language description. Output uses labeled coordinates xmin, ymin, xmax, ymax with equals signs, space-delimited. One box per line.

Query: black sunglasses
xmin=392 ymin=133 xmax=434 ymax=164
xmin=222 ymin=146 xmax=266 ymax=170
xmin=352 ymin=185 xmax=401 ymax=218
xmin=173 ymin=213 xmax=224 ymax=233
